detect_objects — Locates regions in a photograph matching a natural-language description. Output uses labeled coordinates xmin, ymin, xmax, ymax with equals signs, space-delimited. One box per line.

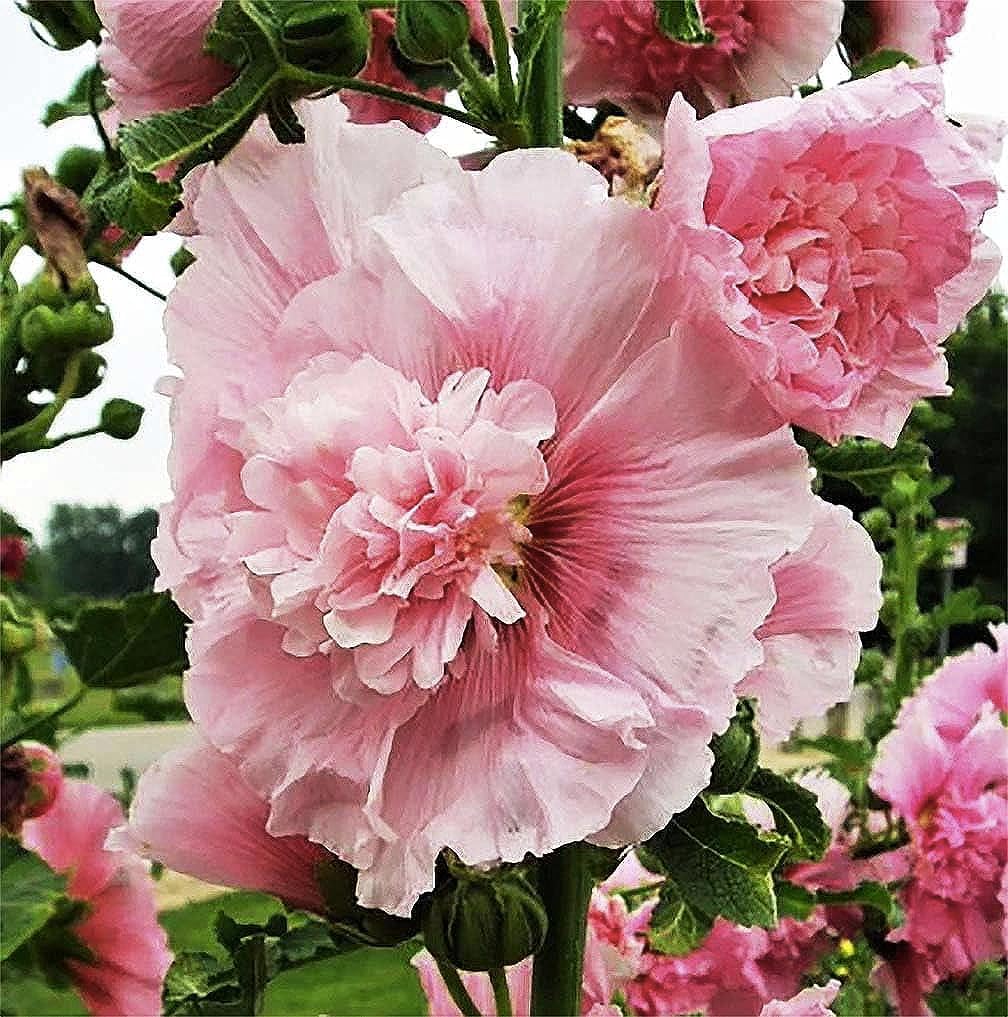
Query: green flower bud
xmin=281 ymin=1 xmax=371 ymax=78
xmin=54 ymin=147 xmax=103 ymax=198
xmin=395 ymin=0 xmax=471 ymax=65
xmin=707 ymin=698 xmax=759 ymax=794
xmin=19 ymin=302 xmax=113 ymax=354
xmin=859 ymin=507 xmax=891 ymax=543
xmin=20 ymin=1 xmax=101 ymax=50
xmin=99 ymin=398 xmax=144 ymax=440
xmin=422 ymin=865 xmax=547 ymax=972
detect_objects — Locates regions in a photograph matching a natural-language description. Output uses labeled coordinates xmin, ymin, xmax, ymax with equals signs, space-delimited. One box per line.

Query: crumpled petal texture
xmin=161 ymin=97 xmax=816 ymax=915
xmin=21 ymin=779 xmax=171 ymax=1017
xmin=666 ymin=64 xmax=999 ymax=444
xmin=563 ymin=0 xmax=843 ymax=118
xmin=738 ymin=500 xmax=882 ymax=742
xmin=869 ymin=625 xmax=1008 ymax=1002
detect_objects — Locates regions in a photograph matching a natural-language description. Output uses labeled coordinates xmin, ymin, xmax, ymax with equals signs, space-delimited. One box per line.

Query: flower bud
xmin=281 ymin=2 xmax=371 ymax=78
xmin=707 ymin=698 xmax=760 ymax=794
xmin=395 ymin=0 xmax=471 ymax=65
xmin=54 ymin=147 xmax=103 ymax=198
xmin=1 ymin=742 xmax=63 ymax=834
xmin=858 ymin=507 xmax=891 ymax=544
xmin=99 ymin=398 xmax=144 ymax=440
xmin=19 ymin=302 xmax=113 ymax=354
xmin=422 ymin=865 xmax=547 ymax=972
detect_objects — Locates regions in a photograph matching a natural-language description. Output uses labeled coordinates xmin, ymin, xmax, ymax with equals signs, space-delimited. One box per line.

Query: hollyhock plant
xmin=737 ymin=500 xmax=882 ymax=743
xmin=20 ymin=778 xmax=171 ymax=1017
xmin=112 ymin=733 xmax=329 ymax=913
xmin=868 ymin=625 xmax=1008 ymax=1009
xmin=96 ymin=0 xmax=488 ymax=134
xmin=661 ymin=64 xmax=1000 ymax=444
xmin=563 ymin=0 xmax=843 ymax=119
xmin=155 ymin=95 xmax=816 ymax=915
xmin=1 ymin=533 xmax=29 ymax=581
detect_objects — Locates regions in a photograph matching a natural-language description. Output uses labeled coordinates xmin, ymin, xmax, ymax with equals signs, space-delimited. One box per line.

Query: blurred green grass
xmin=1 ymin=891 xmax=427 ymax=1016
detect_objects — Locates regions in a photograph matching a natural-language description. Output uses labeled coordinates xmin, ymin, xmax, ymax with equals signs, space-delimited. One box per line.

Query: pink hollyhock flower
xmin=859 ymin=1 xmax=967 ymax=65
xmin=1 ymin=534 xmax=29 ymax=581
xmin=663 ymin=64 xmax=1000 ymax=444
xmin=157 ymin=97 xmax=816 ymax=916
xmin=738 ymin=500 xmax=882 ymax=742
xmin=95 ymin=0 xmax=233 ymax=126
xmin=113 ymin=734 xmax=328 ymax=913
xmin=1 ymin=741 xmax=63 ymax=834
xmin=869 ymin=628 xmax=1008 ymax=1003
xmin=564 ymin=0 xmax=843 ymax=118
xmin=20 ymin=779 xmax=171 ymax=1017
xmin=759 ymin=980 xmax=840 ymax=1017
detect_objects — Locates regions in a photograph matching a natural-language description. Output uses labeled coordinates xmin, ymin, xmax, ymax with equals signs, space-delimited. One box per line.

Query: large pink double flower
xmin=154 ymin=99 xmax=826 ymax=914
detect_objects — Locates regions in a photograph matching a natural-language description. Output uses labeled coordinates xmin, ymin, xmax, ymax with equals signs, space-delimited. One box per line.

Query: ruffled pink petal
xmin=738 ymin=501 xmax=882 ymax=742
xmin=535 ymin=336 xmax=814 ymax=844
xmin=758 ymin=980 xmax=840 ymax=1017
xmin=119 ymin=734 xmax=328 ymax=912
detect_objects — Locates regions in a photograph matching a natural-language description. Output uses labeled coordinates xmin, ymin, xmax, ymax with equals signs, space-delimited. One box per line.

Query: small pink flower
xmin=759 ymin=980 xmax=840 ymax=1017
xmin=870 ymin=627 xmax=1008 ymax=1001
xmin=159 ymin=97 xmax=816 ymax=916
xmin=95 ymin=0 xmax=233 ymax=126
xmin=662 ymin=64 xmax=1000 ymax=444
xmin=1 ymin=534 xmax=29 ymax=581
xmin=738 ymin=500 xmax=882 ymax=742
xmin=114 ymin=734 xmax=328 ymax=913
xmin=20 ymin=779 xmax=171 ymax=1017
xmin=564 ymin=0 xmax=843 ymax=118
xmin=862 ymin=1 xmax=967 ymax=65
xmin=1 ymin=741 xmax=63 ymax=834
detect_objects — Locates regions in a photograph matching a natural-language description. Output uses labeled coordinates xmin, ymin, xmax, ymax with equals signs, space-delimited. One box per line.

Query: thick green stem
xmin=530 ymin=842 xmax=593 ymax=1016
xmin=489 ymin=966 xmax=513 ymax=1017
xmin=434 ymin=957 xmax=480 ymax=1017
xmin=520 ymin=4 xmax=563 ymax=147
xmin=889 ymin=508 xmax=919 ymax=707
xmin=483 ymin=0 xmax=517 ymax=116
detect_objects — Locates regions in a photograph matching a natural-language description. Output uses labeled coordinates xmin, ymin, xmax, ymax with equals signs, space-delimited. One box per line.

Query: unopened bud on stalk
xmin=1 ymin=742 xmax=64 ymax=834
xmin=395 ymin=0 xmax=471 ymax=65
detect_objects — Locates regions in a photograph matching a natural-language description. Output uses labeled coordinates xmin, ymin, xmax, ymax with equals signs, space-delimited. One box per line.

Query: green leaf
xmin=815 ymin=882 xmax=900 ymax=925
xmin=42 ymin=66 xmax=110 ymax=127
xmin=851 ymin=49 xmax=917 ymax=79
xmin=927 ymin=587 xmax=1004 ymax=632
xmin=0 ymin=837 xmax=68 ymax=961
xmin=54 ymin=591 xmax=188 ymax=689
xmin=19 ymin=1 xmax=101 ymax=50
xmin=84 ymin=163 xmax=182 ymax=237
xmin=647 ymin=888 xmax=713 ymax=955
xmin=812 ymin=437 xmax=931 ymax=497
xmin=644 ymin=799 xmax=788 ymax=948
xmin=746 ymin=768 xmax=831 ymax=862
xmin=654 ymin=0 xmax=715 ymax=44
xmin=118 ymin=1 xmax=369 ymax=176
xmin=707 ymin=698 xmax=759 ymax=794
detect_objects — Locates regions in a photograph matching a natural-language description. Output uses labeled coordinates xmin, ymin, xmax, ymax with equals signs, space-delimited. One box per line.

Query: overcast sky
xmin=1 ymin=2 xmax=1006 ymax=539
